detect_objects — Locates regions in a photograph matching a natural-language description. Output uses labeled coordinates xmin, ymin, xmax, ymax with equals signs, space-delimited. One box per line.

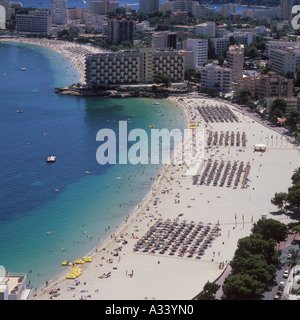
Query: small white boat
xmin=21 ymin=67 xmax=27 ymax=71
xmin=46 ymin=155 xmax=56 ymax=162
xmin=152 ymin=101 xmax=160 ymax=106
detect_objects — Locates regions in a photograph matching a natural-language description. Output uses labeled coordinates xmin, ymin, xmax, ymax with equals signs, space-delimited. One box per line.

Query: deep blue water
xmin=0 ymin=42 xmax=185 ymax=289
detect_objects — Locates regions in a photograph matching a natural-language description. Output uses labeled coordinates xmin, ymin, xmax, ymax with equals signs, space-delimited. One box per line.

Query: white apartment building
xmin=183 ymin=38 xmax=208 ymax=68
xmin=0 ymin=3 xmax=5 ymax=29
xmin=195 ymin=22 xmax=215 ymax=38
xmin=267 ymin=40 xmax=300 ymax=57
xmin=269 ymin=48 xmax=299 ymax=75
xmin=225 ymin=31 xmax=254 ymax=45
xmin=211 ymin=38 xmax=230 ymax=57
xmin=199 ymin=64 xmax=233 ymax=93
xmin=50 ymin=0 xmax=68 ymax=25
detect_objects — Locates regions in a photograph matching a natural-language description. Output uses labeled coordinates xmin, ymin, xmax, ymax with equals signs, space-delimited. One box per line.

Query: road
xmin=214 ymin=230 xmax=300 ymax=300
xmin=263 ymin=231 xmax=300 ymax=300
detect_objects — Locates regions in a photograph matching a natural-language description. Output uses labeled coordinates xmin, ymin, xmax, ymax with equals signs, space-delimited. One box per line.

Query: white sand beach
xmin=31 ymin=93 xmax=300 ymax=300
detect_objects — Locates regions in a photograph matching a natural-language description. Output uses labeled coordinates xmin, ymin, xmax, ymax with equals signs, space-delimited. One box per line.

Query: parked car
xmin=283 ymin=268 xmax=290 ymax=278
xmin=278 ymin=281 xmax=285 ymax=291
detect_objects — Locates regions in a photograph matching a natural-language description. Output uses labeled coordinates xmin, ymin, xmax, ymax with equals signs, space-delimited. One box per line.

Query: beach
xmin=0 ymin=37 xmax=108 ymax=84
xmin=30 ymin=92 xmax=300 ymax=300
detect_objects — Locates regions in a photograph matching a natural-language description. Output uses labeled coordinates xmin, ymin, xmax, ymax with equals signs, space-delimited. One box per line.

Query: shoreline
xmin=34 ymin=97 xmax=190 ymax=294
xmin=0 ymin=37 xmax=109 ymax=84
xmin=32 ymin=94 xmax=299 ymax=300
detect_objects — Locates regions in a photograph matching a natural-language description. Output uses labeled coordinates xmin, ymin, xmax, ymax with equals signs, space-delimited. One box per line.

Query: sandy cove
xmin=0 ymin=37 xmax=108 ymax=84
xmin=31 ymin=94 xmax=300 ymax=300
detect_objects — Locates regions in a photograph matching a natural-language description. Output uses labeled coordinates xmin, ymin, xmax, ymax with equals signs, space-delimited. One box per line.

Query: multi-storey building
xmin=199 ymin=64 xmax=233 ymax=93
xmin=139 ymin=0 xmax=159 ymax=15
xmin=152 ymin=31 xmax=177 ymax=50
xmin=269 ymin=48 xmax=298 ymax=75
xmin=227 ymin=44 xmax=244 ymax=79
xmin=179 ymin=50 xmax=195 ymax=69
xmin=258 ymin=72 xmax=293 ymax=99
xmin=235 ymin=75 xmax=260 ymax=99
xmin=0 ymin=2 xmax=5 ymax=29
xmin=50 ymin=0 xmax=68 ymax=25
xmin=16 ymin=10 xmax=51 ymax=34
xmin=242 ymin=6 xmax=283 ymax=20
xmin=170 ymin=10 xmax=189 ymax=25
xmin=85 ymin=47 xmax=185 ymax=87
xmin=160 ymin=1 xmax=215 ymax=17
xmin=108 ymin=17 xmax=134 ymax=44
xmin=195 ymin=22 xmax=216 ymax=38
xmin=281 ymin=0 xmax=293 ymax=22
xmin=221 ymin=3 xmax=238 ymax=17
xmin=183 ymin=38 xmax=208 ymax=68
xmin=267 ymin=40 xmax=300 ymax=57
xmin=225 ymin=31 xmax=254 ymax=45
xmin=211 ymin=38 xmax=230 ymax=57
xmin=86 ymin=51 xmax=140 ymax=87
xmin=89 ymin=0 xmax=119 ymax=15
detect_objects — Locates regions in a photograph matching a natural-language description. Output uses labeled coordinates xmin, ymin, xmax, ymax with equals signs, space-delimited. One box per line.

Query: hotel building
xmin=221 ymin=3 xmax=238 ymax=17
xmin=152 ymin=31 xmax=177 ymax=50
xmin=50 ymin=0 xmax=68 ymax=25
xmin=258 ymin=72 xmax=293 ymax=99
xmin=227 ymin=44 xmax=244 ymax=79
xmin=139 ymin=0 xmax=159 ymax=15
xmin=108 ymin=17 xmax=134 ymax=44
xmin=235 ymin=75 xmax=260 ymax=99
xmin=199 ymin=64 xmax=233 ymax=93
xmin=269 ymin=48 xmax=299 ymax=75
xmin=16 ymin=10 xmax=51 ymax=34
xmin=89 ymin=0 xmax=119 ymax=15
xmin=183 ymin=38 xmax=208 ymax=68
xmin=195 ymin=22 xmax=216 ymax=38
xmin=211 ymin=38 xmax=230 ymax=57
xmin=85 ymin=47 xmax=185 ymax=87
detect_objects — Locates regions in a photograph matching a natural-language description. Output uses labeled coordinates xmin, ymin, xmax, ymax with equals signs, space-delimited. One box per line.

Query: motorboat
xmin=152 ymin=101 xmax=160 ymax=105
xmin=46 ymin=155 xmax=56 ymax=162
xmin=21 ymin=67 xmax=27 ymax=71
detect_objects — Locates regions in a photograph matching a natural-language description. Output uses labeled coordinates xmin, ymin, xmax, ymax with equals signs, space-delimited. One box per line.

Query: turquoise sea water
xmin=0 ymin=42 xmax=186 ymax=289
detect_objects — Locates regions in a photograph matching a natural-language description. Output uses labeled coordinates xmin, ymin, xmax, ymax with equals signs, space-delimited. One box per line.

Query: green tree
xmin=153 ymin=72 xmax=171 ymax=87
xmin=196 ymin=281 xmax=220 ymax=300
xmin=251 ymin=218 xmax=288 ymax=242
xmin=233 ymin=233 xmax=278 ymax=265
xmin=271 ymin=192 xmax=288 ymax=211
xmin=230 ymin=254 xmax=277 ymax=290
xmin=218 ymin=55 xmax=225 ymax=66
xmin=237 ymin=88 xmax=252 ymax=105
xmin=269 ymin=98 xmax=287 ymax=123
xmin=222 ymin=273 xmax=265 ymax=300
xmin=285 ymin=109 xmax=300 ymax=132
